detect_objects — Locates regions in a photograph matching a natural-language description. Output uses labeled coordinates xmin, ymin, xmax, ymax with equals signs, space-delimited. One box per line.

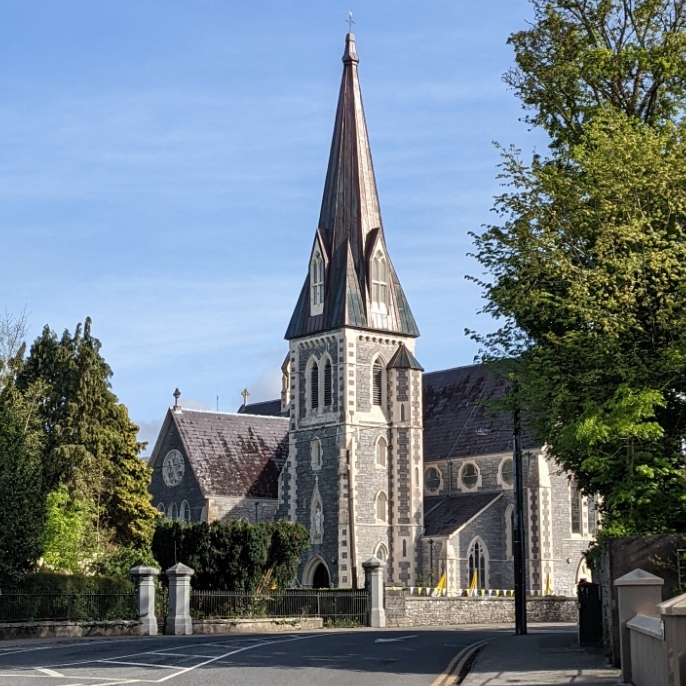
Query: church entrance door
xmin=312 ymin=563 xmax=330 ymax=589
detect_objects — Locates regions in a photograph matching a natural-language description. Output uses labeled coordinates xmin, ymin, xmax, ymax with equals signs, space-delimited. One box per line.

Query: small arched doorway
xmin=312 ymin=563 xmax=331 ymax=589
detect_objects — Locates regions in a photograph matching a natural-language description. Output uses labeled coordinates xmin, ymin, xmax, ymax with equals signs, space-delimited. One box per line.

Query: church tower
xmin=278 ymin=33 xmax=424 ymax=588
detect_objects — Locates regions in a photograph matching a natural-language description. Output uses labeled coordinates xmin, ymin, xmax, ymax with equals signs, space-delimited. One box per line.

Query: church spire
xmin=285 ymin=34 xmax=419 ymax=340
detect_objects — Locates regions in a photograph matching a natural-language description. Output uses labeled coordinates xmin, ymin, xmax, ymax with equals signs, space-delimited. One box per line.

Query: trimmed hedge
xmin=12 ymin=572 xmax=134 ymax=594
xmin=152 ymin=520 xmax=309 ymax=591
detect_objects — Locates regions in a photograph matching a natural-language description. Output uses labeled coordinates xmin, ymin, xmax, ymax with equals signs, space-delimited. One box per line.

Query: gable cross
xmin=241 ymin=387 xmax=251 ymax=406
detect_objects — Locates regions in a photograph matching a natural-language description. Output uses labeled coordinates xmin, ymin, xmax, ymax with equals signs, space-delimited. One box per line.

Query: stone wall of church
xmin=208 ymin=497 xmax=279 ymax=524
xmin=292 ymin=428 xmax=343 ymax=585
xmin=549 ymin=466 xmax=595 ymax=595
xmin=148 ymin=416 xmax=206 ymax=523
xmin=296 ymin=336 xmax=341 ymax=420
xmin=456 ymin=498 xmax=510 ymax=589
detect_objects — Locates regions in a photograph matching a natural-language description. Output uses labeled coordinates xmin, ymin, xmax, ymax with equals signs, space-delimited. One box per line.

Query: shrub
xmin=152 ymin=519 xmax=308 ymax=591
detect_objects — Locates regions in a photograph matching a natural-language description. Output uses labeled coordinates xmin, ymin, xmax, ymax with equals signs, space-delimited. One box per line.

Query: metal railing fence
xmin=190 ymin=589 xmax=368 ymax=626
xmin=0 ymin=592 xmax=138 ymax=623
xmin=156 ymin=586 xmax=168 ymax=633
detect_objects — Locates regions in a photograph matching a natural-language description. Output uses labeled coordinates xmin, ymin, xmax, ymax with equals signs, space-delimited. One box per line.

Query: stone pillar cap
xmin=659 ymin=593 xmax=686 ymax=616
xmin=614 ymin=569 xmax=664 ymax=586
xmin=362 ymin=557 xmax=386 ymax=569
xmin=129 ymin=565 xmax=160 ymax=577
xmin=166 ymin=562 xmax=195 ymax=576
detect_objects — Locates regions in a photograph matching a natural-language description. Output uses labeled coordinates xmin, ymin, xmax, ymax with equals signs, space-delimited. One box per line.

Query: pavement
xmin=462 ymin=628 xmax=621 ymax=686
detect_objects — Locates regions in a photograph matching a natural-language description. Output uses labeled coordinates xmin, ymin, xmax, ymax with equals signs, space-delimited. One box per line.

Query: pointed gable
xmin=285 ymin=33 xmax=419 ymax=340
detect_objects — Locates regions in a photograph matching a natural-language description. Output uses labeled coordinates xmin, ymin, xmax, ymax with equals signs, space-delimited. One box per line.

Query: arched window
xmin=323 ymin=358 xmax=332 ymax=407
xmin=402 ymin=539 xmax=407 ymax=557
xmin=309 ymin=359 xmax=319 ymax=410
xmin=168 ymin=502 xmax=178 ymax=520
xmin=400 ymin=403 xmax=406 ymax=422
xmin=310 ymin=250 xmax=324 ymax=312
xmin=179 ymin=500 xmax=191 ymax=523
xmin=372 ymin=251 xmax=388 ymax=313
xmin=375 ymin=437 xmax=387 ymax=467
xmin=311 ymin=438 xmax=322 ymax=470
xmin=468 ymin=539 xmax=488 ymax=590
xmin=375 ymin=543 xmax=388 ymax=561
xmin=376 ymin=491 xmax=388 ymax=523
xmin=571 ymin=481 xmax=582 ymax=534
xmin=372 ymin=360 xmax=383 ymax=406
xmin=505 ymin=505 xmax=514 ymax=560
xmin=156 ymin=502 xmax=165 ymax=515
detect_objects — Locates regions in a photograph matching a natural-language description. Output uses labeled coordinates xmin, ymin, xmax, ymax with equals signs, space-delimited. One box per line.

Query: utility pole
xmin=513 ymin=384 xmax=528 ymax=635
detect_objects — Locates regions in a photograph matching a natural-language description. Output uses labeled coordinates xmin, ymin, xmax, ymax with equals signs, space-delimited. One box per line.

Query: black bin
xmin=578 ymin=581 xmax=602 ymax=646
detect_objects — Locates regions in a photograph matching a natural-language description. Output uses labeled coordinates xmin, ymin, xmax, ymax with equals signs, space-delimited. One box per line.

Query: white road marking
xmin=0 ymin=633 xmax=328 ymax=685
xmin=154 ymin=633 xmax=322 ymax=683
xmin=374 ymin=634 xmax=418 ymax=643
xmin=34 ymin=668 xmax=64 ymax=677
xmin=99 ymin=661 xmax=179 ymax=670
xmin=144 ymin=652 xmax=217 ymax=659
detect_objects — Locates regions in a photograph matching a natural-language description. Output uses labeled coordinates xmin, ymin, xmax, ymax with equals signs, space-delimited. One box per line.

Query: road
xmin=0 ymin=628 xmax=502 ymax=685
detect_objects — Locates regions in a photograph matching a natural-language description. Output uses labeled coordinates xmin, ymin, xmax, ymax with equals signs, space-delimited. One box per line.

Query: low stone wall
xmin=0 ymin=620 xmax=142 ymax=641
xmin=386 ymin=595 xmax=577 ymax=627
xmin=193 ymin=617 xmax=323 ymax=634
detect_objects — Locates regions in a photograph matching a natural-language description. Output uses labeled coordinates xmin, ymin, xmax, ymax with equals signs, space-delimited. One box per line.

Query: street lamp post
xmin=513 ymin=388 xmax=528 ymax=635
xmin=428 ymin=538 xmax=434 ymax=587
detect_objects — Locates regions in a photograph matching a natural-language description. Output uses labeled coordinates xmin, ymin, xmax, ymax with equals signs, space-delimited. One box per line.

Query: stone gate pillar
xmin=614 ymin=568 xmax=663 ymax=683
xmin=166 ymin=563 xmax=195 ymax=636
xmin=130 ymin=565 xmax=160 ymax=636
xmin=363 ymin=557 xmax=386 ymax=628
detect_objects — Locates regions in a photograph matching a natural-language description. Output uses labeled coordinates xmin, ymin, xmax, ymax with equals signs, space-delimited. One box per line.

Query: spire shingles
xmin=285 ymin=34 xmax=419 ymax=340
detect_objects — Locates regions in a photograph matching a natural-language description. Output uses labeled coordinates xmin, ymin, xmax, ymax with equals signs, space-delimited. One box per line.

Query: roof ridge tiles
xmin=172 ymin=407 xmax=288 ymax=421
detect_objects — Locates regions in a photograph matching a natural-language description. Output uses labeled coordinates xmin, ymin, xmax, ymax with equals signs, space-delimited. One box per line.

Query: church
xmin=148 ymin=32 xmax=595 ymax=596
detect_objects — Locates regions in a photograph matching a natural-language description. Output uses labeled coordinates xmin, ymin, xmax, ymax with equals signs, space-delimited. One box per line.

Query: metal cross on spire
xmin=346 ymin=10 xmax=355 ymax=31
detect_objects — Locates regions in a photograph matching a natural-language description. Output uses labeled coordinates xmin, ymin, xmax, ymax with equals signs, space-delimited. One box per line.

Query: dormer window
xmin=310 ymin=250 xmax=324 ymax=315
xmin=372 ymin=251 xmax=388 ymax=313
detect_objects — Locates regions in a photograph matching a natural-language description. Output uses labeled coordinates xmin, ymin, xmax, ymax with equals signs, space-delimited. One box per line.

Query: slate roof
xmin=285 ymin=33 xmax=419 ymax=340
xmin=171 ymin=409 xmax=289 ymax=498
xmin=423 ymin=492 xmax=503 ymax=537
xmin=237 ymin=400 xmax=287 ymax=417
xmin=423 ymin=364 xmax=539 ymax=462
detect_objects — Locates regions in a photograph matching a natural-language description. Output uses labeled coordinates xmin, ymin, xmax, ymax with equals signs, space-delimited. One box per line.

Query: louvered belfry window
xmin=323 ymin=360 xmax=332 ymax=407
xmin=310 ymin=362 xmax=319 ymax=409
xmin=373 ymin=361 xmax=383 ymax=406
xmin=372 ymin=251 xmax=388 ymax=308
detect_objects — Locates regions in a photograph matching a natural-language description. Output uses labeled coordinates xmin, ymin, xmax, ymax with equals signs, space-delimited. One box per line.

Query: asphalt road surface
xmin=0 ymin=628 xmax=502 ymax=686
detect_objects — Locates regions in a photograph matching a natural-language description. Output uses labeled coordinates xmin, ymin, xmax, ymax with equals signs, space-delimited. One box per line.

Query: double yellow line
xmin=430 ymin=639 xmax=490 ymax=686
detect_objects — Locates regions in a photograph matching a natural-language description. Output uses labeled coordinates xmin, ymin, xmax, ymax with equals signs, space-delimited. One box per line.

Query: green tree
xmin=151 ymin=520 xmax=309 ymax=591
xmin=41 ymin=484 xmax=93 ymax=574
xmin=18 ymin=318 xmax=159 ymax=565
xmin=0 ymin=366 xmax=45 ymax=586
xmin=471 ymin=110 xmax=686 ymax=534
xmin=506 ymin=1 xmax=686 ymax=148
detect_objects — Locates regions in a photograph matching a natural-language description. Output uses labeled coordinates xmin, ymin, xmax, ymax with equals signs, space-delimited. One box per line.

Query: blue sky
xmin=2 ymin=1 xmax=548 ymax=452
